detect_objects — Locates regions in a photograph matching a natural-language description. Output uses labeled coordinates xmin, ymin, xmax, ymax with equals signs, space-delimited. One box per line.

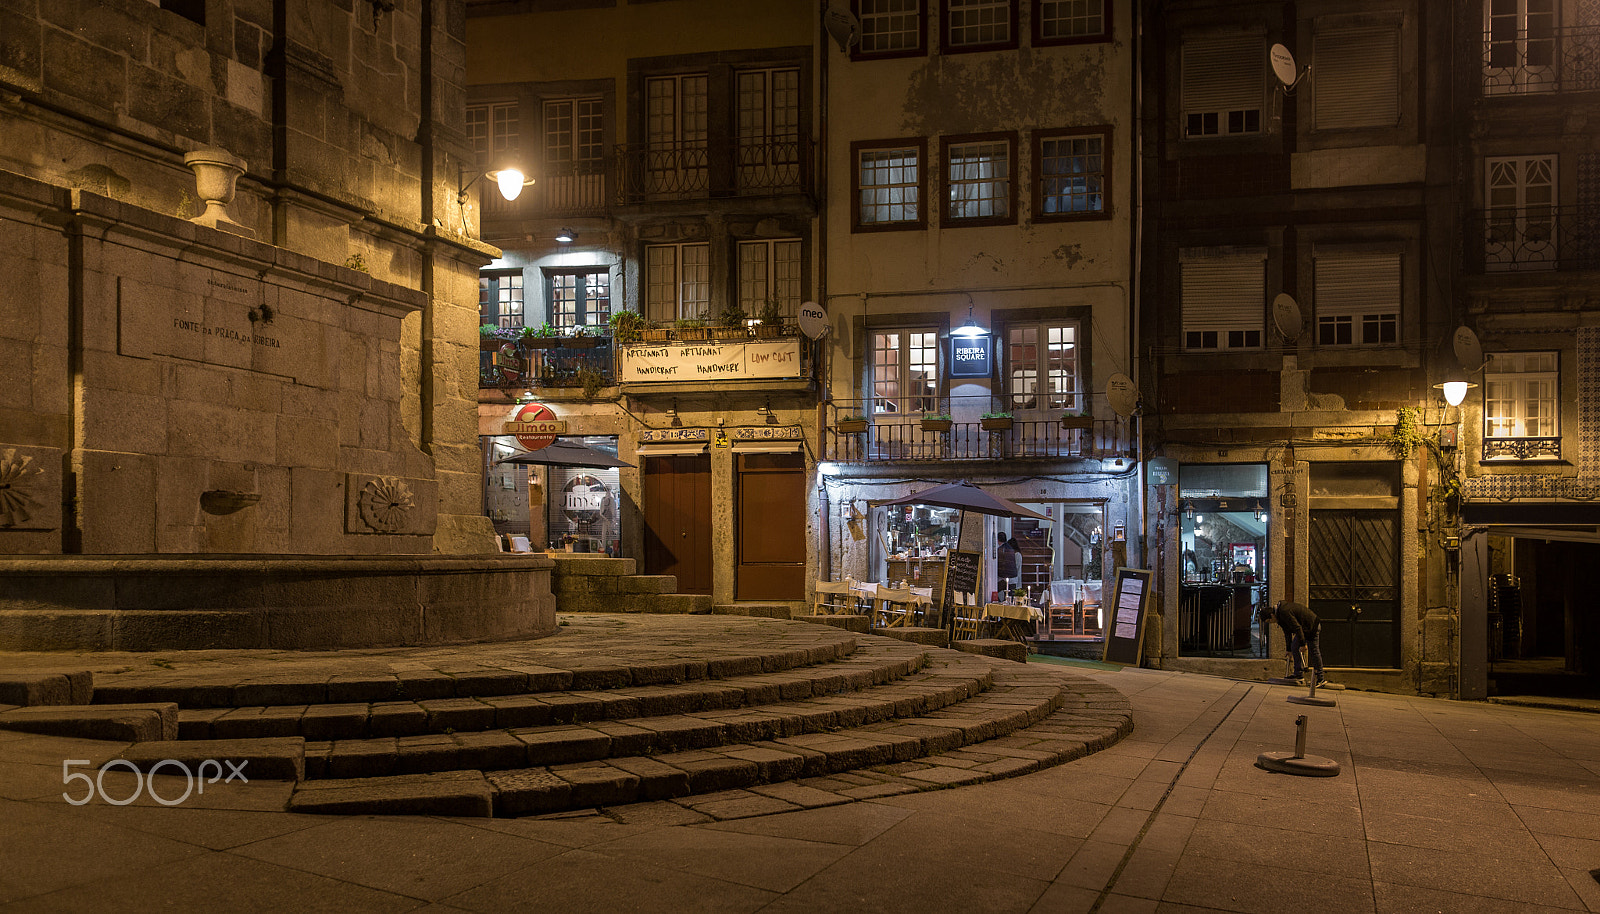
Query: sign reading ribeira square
xmin=503 ymin=401 xmax=566 ymax=451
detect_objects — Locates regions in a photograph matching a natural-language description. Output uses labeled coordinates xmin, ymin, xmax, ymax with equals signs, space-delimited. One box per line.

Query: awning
xmin=636 ymin=443 xmax=709 ymax=456
xmin=494 ymin=439 xmax=633 ymax=469
xmin=732 ymin=440 xmax=802 ymax=454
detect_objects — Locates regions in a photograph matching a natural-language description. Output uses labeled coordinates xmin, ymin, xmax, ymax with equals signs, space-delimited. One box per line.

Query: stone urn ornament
xmin=183 ymin=147 xmax=253 ymax=237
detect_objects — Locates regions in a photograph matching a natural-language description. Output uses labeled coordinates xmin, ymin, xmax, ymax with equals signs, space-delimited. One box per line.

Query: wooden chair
xmin=1080 ymin=582 xmax=1103 ymax=634
xmin=874 ymin=586 xmax=919 ymax=627
xmin=951 ymin=596 xmax=983 ymax=641
xmin=1047 ymin=581 xmax=1078 ymax=637
xmin=811 ymin=579 xmax=855 ymax=616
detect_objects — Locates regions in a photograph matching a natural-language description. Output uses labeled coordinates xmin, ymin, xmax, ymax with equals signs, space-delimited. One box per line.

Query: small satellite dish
xmin=824 ymin=5 xmax=860 ymax=52
xmin=1107 ymin=372 xmax=1141 ymax=418
xmin=1271 ymin=293 xmax=1303 ymax=341
xmin=1269 ymin=44 xmax=1298 ymax=86
xmin=797 ymin=301 xmax=830 ymax=340
xmin=1453 ymin=325 xmax=1485 ymax=372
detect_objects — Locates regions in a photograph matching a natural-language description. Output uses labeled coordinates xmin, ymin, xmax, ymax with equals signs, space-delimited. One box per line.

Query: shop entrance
xmin=735 ymin=452 xmax=805 ymax=600
xmin=1487 ymin=535 xmax=1600 ymax=699
xmin=643 ymin=453 xmax=711 ymax=594
xmin=1308 ymin=509 xmax=1400 ymax=668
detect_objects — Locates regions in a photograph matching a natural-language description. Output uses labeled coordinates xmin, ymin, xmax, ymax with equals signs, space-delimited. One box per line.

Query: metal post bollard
xmin=1293 ymin=714 xmax=1307 ymax=758
xmin=1257 ymin=713 xmax=1339 ymax=777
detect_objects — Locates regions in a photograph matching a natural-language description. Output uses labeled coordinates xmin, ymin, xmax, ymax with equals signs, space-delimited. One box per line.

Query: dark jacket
xmin=996 ymin=538 xmax=1021 ymax=578
xmin=1271 ymin=601 xmax=1320 ymax=641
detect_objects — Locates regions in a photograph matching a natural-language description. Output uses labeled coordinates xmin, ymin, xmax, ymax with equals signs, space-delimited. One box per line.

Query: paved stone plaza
xmin=1 ymin=619 xmax=1596 ymax=913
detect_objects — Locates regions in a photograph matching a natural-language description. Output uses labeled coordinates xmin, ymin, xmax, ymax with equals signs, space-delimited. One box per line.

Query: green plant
xmin=1384 ymin=406 xmax=1425 ymax=459
xmin=922 ymin=413 xmax=952 ymax=423
xmin=675 ymin=318 xmax=705 ymax=329
xmin=344 ymin=252 xmax=369 ymax=273
xmin=609 ymin=310 xmax=648 ymax=342
xmin=982 ymin=411 xmax=1013 ymax=420
xmin=842 ymin=414 xmax=867 ymax=423
xmin=756 ymin=299 xmax=784 ymax=327
xmin=480 ymin=323 xmax=500 ymax=337
xmin=576 ymin=365 xmax=606 ymax=398
xmin=717 ymin=302 xmax=748 ymax=328
xmin=518 ymin=323 xmax=557 ymax=339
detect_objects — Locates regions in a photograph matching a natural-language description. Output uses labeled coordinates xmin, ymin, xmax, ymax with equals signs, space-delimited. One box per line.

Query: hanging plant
xmin=1384 ymin=406 xmax=1425 ymax=459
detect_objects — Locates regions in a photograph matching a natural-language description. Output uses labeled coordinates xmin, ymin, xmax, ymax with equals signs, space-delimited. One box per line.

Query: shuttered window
xmin=1182 ymin=34 xmax=1263 ymax=137
xmin=1181 ymin=251 xmax=1265 ymax=350
xmin=1313 ymin=27 xmax=1400 ymax=130
xmin=1314 ymin=252 xmax=1401 ymax=346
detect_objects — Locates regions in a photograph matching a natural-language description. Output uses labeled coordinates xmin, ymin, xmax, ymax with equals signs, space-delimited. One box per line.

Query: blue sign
xmin=949 ymin=336 xmax=992 ymax=379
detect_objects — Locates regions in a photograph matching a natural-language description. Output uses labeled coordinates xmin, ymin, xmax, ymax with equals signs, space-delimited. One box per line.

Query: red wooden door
xmin=736 ymin=453 xmax=805 ymax=600
xmin=643 ymin=454 xmax=712 ymax=594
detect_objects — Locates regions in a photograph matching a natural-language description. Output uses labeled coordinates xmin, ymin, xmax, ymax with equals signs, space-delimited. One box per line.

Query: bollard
xmin=1257 ymin=711 xmax=1340 ymax=777
xmin=1294 ymin=714 xmax=1307 ymax=758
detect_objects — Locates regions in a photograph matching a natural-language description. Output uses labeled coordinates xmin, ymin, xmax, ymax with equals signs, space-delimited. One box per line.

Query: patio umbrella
xmin=872 ymin=481 xmax=1048 ymax=520
xmin=494 ymin=439 xmax=634 ymax=469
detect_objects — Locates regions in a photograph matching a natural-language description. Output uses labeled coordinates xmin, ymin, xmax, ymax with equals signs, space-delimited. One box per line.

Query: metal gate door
xmin=1308 ymin=509 xmax=1400 ymax=668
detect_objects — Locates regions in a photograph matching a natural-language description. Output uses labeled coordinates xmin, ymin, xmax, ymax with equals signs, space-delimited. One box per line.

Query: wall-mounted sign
xmin=562 ymin=474 xmax=613 ymax=524
xmin=638 ymin=427 xmax=710 ymax=443
xmin=949 ymin=336 xmax=991 ymax=379
xmin=798 ymin=301 xmax=829 ymax=340
xmin=619 ymin=339 xmax=803 ymax=382
xmin=504 ymin=401 xmax=566 ymax=451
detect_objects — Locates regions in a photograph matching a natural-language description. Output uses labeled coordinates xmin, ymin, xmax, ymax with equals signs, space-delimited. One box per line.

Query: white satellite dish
xmin=1107 ymin=372 xmax=1141 ymax=418
xmin=824 ymin=5 xmax=860 ymax=52
xmin=1453 ymin=325 xmax=1485 ymax=372
xmin=1272 ymin=292 xmax=1303 ymax=341
xmin=1269 ymin=44 xmax=1298 ymax=86
xmin=797 ymin=301 xmax=830 ymax=340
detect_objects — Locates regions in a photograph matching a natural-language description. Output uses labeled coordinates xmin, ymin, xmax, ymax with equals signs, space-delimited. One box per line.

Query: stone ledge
xmin=802 ymin=615 xmax=872 ymax=634
xmin=872 ymin=627 xmax=951 ymax=648
xmin=0 ymin=703 xmax=178 ymax=742
xmin=0 ymin=671 xmax=94 ymax=706
xmin=120 ymin=736 xmax=306 ymax=781
xmin=288 ymin=770 xmax=493 ymax=817
xmin=953 ymin=639 xmax=1028 ymax=663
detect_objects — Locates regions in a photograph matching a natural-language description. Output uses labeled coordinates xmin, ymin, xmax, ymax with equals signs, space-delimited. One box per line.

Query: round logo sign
xmin=562 ymin=474 xmax=613 ymax=525
xmin=504 ymin=402 xmax=565 ymax=451
xmin=797 ymin=300 xmax=830 ymax=340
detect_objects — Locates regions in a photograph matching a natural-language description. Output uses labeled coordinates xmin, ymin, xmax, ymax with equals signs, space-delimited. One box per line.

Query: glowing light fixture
xmin=1254 ymin=501 xmax=1266 ymax=522
xmin=458 ymin=161 xmax=535 ymax=205
xmin=1433 ymin=365 xmax=1477 ymax=407
xmin=952 ymin=305 xmax=988 ymax=337
xmin=554 ymin=227 xmax=576 ymax=244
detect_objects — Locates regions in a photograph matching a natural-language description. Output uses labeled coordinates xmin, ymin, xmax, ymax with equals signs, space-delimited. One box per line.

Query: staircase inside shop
xmin=0 ymin=616 xmax=1132 ymax=821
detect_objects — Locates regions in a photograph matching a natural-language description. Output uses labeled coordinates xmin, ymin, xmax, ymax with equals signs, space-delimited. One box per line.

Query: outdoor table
xmin=983 ymin=602 xmax=1041 ymax=643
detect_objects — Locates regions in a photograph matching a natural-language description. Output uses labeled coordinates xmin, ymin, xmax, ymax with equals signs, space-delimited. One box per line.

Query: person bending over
xmin=1261 ymin=600 xmax=1327 ymax=686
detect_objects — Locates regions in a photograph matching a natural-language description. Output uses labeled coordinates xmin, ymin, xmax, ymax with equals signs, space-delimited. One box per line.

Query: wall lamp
xmin=458 ymin=162 xmax=534 ymax=206
xmin=1433 ymin=365 xmax=1478 ymax=407
xmin=554 ymin=227 xmax=576 ymax=244
xmin=951 ymin=304 xmax=988 ymax=338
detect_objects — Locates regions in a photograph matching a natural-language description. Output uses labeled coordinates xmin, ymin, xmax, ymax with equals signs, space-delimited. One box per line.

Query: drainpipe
xmin=1131 ymin=3 xmax=1147 ymax=571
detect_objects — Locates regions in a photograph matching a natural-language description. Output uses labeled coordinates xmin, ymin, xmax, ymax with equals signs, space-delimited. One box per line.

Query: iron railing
xmin=1482 ymin=436 xmax=1562 ymax=460
xmin=481 ymin=159 xmax=608 ymax=221
xmin=824 ymin=398 xmax=1132 ymax=463
xmin=1483 ymin=24 xmax=1600 ymax=94
xmin=615 ymin=134 xmax=812 ymax=204
xmin=1465 ymin=205 xmax=1600 ymax=273
xmin=479 ymin=338 xmax=616 ymax=393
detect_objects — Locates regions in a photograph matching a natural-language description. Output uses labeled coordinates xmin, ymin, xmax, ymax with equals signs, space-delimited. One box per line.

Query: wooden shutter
xmin=1182 ymin=34 xmax=1263 ymax=112
xmin=1314 ymin=27 xmax=1400 ymax=130
xmin=1181 ymin=254 xmax=1265 ymax=333
xmin=1315 ymin=252 xmax=1400 ymax=319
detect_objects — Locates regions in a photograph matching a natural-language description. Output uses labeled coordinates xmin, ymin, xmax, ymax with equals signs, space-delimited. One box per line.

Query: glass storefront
xmin=1178 ymin=464 xmax=1269 ymax=658
xmin=483 ymin=434 xmax=623 ymax=556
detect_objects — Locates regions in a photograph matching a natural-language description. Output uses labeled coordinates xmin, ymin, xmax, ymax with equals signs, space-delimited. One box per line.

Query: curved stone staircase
xmin=0 ymin=616 xmax=1132 ymax=822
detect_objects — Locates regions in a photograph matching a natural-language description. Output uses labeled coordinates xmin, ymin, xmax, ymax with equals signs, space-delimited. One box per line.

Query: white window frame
xmin=645 ymin=74 xmax=709 ymax=194
xmin=1181 ymin=34 xmax=1264 ymax=138
xmin=1180 ymin=250 xmax=1265 ymax=351
xmin=738 ymin=239 xmax=803 ymax=319
xmin=1313 ymin=26 xmax=1400 ymax=130
xmin=466 ymin=102 xmax=518 ymax=169
xmin=1485 ymin=154 xmax=1558 ymax=270
xmin=855 ymin=140 xmax=925 ymax=229
xmin=1034 ymin=0 xmax=1108 ymax=43
xmin=1485 ymin=0 xmax=1559 ymax=94
xmin=736 ymin=68 xmax=801 ymax=188
xmin=1484 ymin=351 xmax=1559 ymax=440
xmin=872 ymin=329 xmax=941 ymax=415
xmin=1314 ymin=251 xmax=1402 ymax=347
xmin=943 ymin=134 xmax=1014 ymax=223
xmin=859 ymin=0 xmax=925 ymax=55
xmin=1005 ymin=320 xmax=1081 ymax=412
xmin=946 ymin=0 xmax=1012 ymax=50
xmin=644 ymin=243 xmax=710 ymax=324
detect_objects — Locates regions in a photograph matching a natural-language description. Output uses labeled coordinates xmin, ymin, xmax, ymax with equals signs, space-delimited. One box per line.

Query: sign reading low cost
xmin=503 ymin=401 xmax=567 ymax=451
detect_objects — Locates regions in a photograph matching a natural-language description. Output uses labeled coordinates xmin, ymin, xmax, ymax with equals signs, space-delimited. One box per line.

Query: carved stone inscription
xmin=118 ymin=272 xmax=317 ymax=385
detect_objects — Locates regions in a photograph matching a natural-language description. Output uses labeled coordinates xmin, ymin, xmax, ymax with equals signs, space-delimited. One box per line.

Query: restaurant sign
xmin=949 ymin=336 xmax=991 ymax=379
xmin=619 ymin=339 xmax=803 ymax=382
xmin=503 ymin=401 xmax=567 ymax=451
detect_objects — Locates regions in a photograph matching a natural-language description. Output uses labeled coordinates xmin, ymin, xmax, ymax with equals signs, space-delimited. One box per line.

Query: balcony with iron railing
xmin=824 ymin=397 xmax=1133 ymax=464
xmin=615 ymin=133 xmax=813 ymax=205
xmin=1483 ymin=436 xmax=1562 ymax=461
xmin=481 ymin=159 xmax=609 ymax=221
xmin=1464 ymin=205 xmax=1600 ymax=273
xmin=1483 ymin=24 xmax=1600 ymax=94
xmin=479 ymin=337 xmax=616 ymax=395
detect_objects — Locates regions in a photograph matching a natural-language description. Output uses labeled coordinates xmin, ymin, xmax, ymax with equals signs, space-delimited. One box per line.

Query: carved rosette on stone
xmin=357 ymin=476 xmax=415 ymax=533
xmin=0 ymin=449 xmax=45 ymax=528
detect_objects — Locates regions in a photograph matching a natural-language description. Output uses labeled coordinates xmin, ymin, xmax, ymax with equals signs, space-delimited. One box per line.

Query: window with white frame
xmin=645 ymin=74 xmax=708 ymax=194
xmin=547 ymin=269 xmax=611 ymax=330
xmin=859 ymin=0 xmax=925 ymax=55
xmin=1181 ymin=251 xmax=1265 ymax=350
xmin=1313 ymin=26 xmax=1400 ymax=130
xmin=737 ymin=68 xmax=801 ymax=187
xmin=1484 ymin=351 xmax=1560 ymax=458
xmin=1314 ymin=251 xmax=1401 ymax=346
xmin=738 ymin=239 xmax=802 ymax=318
xmin=543 ymin=97 xmax=604 ymax=210
xmin=944 ymin=134 xmax=1014 ymax=223
xmin=1006 ymin=321 xmax=1081 ymax=411
xmin=1182 ymin=34 xmax=1263 ymax=137
xmin=946 ymin=0 xmax=1013 ymax=51
xmin=1035 ymin=128 xmax=1108 ymax=219
xmin=855 ymin=140 xmax=925 ymax=229
xmin=1485 ymin=0 xmax=1558 ymax=93
xmin=872 ymin=330 xmax=940 ymax=414
xmin=1034 ymin=0 xmax=1108 ymax=43
xmin=479 ymin=272 xmax=524 ymax=328
xmin=466 ymin=102 xmax=518 ymax=168
xmin=1485 ymin=154 xmax=1557 ymax=269
xmin=644 ymin=243 xmax=709 ymax=324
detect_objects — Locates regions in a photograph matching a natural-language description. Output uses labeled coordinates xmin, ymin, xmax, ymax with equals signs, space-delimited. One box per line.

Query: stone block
xmin=288 ymin=770 xmax=493 ymax=817
xmin=120 ymin=736 xmax=305 ymax=781
xmin=663 ymin=755 xmax=760 ymax=793
xmin=804 ymin=614 xmax=872 ymax=634
xmin=487 ymin=768 xmax=571 ymax=817
xmin=953 ymin=639 xmax=1028 ymax=663
xmin=873 ymin=626 xmax=951 ymax=647
xmin=550 ymin=761 xmax=641 ymax=808
xmin=513 ymin=726 xmax=610 ymax=767
xmin=0 ymin=702 xmax=177 ymax=742
xmin=0 ymin=670 xmax=91 ymax=706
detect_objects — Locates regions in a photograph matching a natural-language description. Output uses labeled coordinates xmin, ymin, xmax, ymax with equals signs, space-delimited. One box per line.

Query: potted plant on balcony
xmin=713 ymin=303 xmax=749 ymax=341
xmin=519 ymin=323 xmax=559 ymax=350
xmin=755 ymin=300 xmax=785 ymax=339
xmin=920 ymin=414 xmax=953 ymax=433
xmin=673 ymin=318 xmax=708 ymax=341
xmin=609 ymin=310 xmax=648 ymax=344
xmin=575 ymin=365 xmax=607 ymax=399
xmin=836 ymin=415 xmax=869 ymax=434
xmin=980 ymin=411 xmax=1014 ymax=431
xmin=1060 ymin=410 xmax=1093 ymax=430
xmin=562 ymin=324 xmax=602 ymax=349
xmin=480 ymin=324 xmax=516 ymax=351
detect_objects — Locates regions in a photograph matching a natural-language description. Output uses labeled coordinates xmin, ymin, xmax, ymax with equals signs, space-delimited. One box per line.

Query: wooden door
xmin=1308 ymin=508 xmax=1400 ymax=668
xmin=736 ymin=453 xmax=805 ymax=600
xmin=643 ymin=454 xmax=711 ymax=594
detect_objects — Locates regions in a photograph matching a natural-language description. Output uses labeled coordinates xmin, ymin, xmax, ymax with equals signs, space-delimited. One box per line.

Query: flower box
xmin=674 ymin=327 xmax=709 ymax=341
xmin=980 ymin=417 xmax=1014 ymax=431
xmin=836 ymin=419 xmax=869 ymax=434
xmin=640 ymin=329 xmax=672 ymax=343
xmin=561 ymin=336 xmax=601 ymax=349
xmin=710 ymin=327 xmax=749 ymax=341
xmin=920 ymin=418 xmax=953 ymax=433
xmin=522 ymin=337 xmax=559 ymax=350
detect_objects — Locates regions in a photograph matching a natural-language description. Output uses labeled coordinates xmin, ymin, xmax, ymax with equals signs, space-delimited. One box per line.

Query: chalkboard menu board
xmin=1102 ymin=567 xmax=1153 ymax=666
xmin=940 ymin=549 xmax=982 ymax=625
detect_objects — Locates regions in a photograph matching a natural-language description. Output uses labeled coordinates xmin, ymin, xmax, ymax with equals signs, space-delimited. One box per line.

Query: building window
xmin=1314 ymin=251 xmax=1401 ymax=347
xmin=1034 ymin=128 xmax=1108 ymax=221
xmin=1006 ymin=321 xmax=1081 ymax=411
xmin=858 ymin=0 xmax=926 ymax=57
xmin=943 ymin=133 xmax=1016 ymax=225
xmin=1181 ymin=251 xmax=1265 ymax=351
xmin=543 ymin=97 xmax=605 ymax=212
xmin=944 ymin=0 xmax=1016 ymax=52
xmin=1034 ymin=0 xmax=1108 ymax=44
xmin=736 ymin=68 xmax=802 ymax=190
xmin=644 ymin=243 xmax=710 ymax=324
xmin=547 ymin=269 xmax=611 ymax=330
xmin=872 ymin=330 xmax=940 ymax=414
xmin=854 ymin=139 xmax=926 ymax=230
xmin=1313 ymin=26 xmax=1400 ymax=130
xmin=1485 ymin=154 xmax=1557 ymax=270
xmin=645 ymin=74 xmax=709 ymax=196
xmin=1485 ymin=0 xmax=1558 ymax=93
xmin=479 ymin=272 xmax=524 ymax=328
xmin=1484 ymin=351 xmax=1560 ymax=459
xmin=739 ymin=240 xmax=803 ymax=318
xmin=1182 ymin=34 xmax=1263 ymax=137
xmin=466 ymin=102 xmax=519 ymax=168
